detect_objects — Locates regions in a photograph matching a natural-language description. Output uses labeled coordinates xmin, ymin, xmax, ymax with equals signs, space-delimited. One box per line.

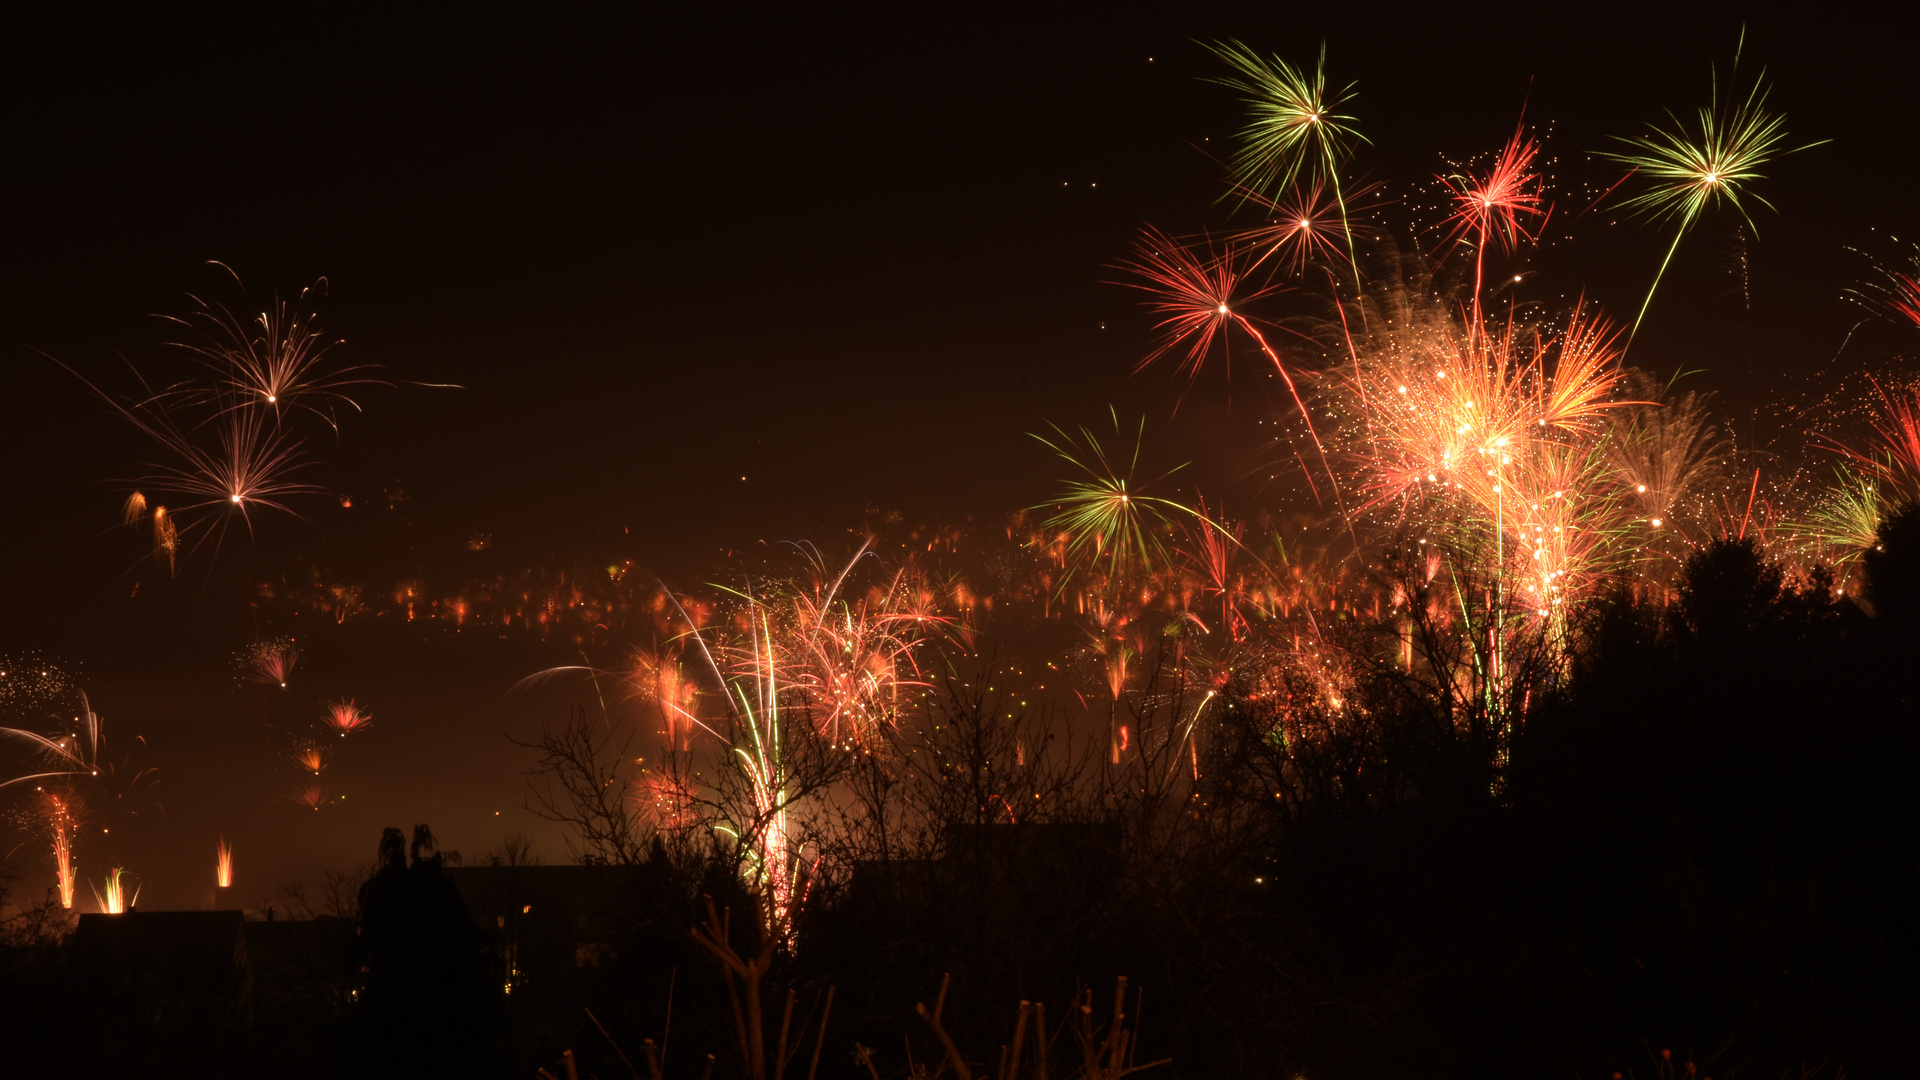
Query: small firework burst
xmin=321 ymin=700 xmax=371 ymax=737
xmin=631 ymin=763 xmax=699 ymax=830
xmin=241 ymin=639 xmax=299 ymax=689
xmin=1438 ymin=124 xmax=1547 ymax=330
xmin=1031 ymin=411 xmax=1193 ymax=595
xmin=1233 ymin=180 xmax=1383 ymax=280
xmin=294 ymin=743 xmax=329 ymax=774
xmin=216 ymin=836 xmax=234 ymax=888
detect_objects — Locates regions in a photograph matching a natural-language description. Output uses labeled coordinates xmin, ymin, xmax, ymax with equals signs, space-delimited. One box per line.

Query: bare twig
xmin=805 ymin=986 xmax=836 ymax=1080
xmin=586 ymin=1007 xmax=640 ymax=1079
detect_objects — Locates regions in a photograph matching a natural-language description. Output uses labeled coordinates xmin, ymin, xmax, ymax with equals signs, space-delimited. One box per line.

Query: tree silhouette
xmin=354 ymin=824 xmax=499 ymax=1078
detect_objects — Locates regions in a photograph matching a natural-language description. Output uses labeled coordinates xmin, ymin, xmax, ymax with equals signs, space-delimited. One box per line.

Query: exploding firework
xmin=294 ymin=782 xmax=328 ymax=809
xmin=1233 ymin=179 xmax=1384 ymax=281
xmin=1600 ymin=40 xmax=1819 ymax=337
xmin=60 ymin=266 xmax=405 ymax=569
xmin=320 ymin=700 xmax=371 ymax=737
xmin=242 ymin=639 xmax=299 ymax=689
xmin=1031 ymin=411 xmax=1193 ymax=597
xmin=1116 ymin=228 xmax=1341 ymax=500
xmin=1206 ymin=39 xmax=1368 ymax=289
xmin=2 ymin=664 xmax=103 ymax=792
xmin=628 ymin=648 xmax=705 ymax=749
xmin=161 ymin=264 xmax=380 ymax=419
xmin=1438 ymin=124 xmax=1546 ymax=333
xmin=216 ymin=836 xmax=234 ymax=888
xmin=631 ymin=762 xmax=699 ymax=831
xmin=294 ymin=743 xmax=329 ymax=774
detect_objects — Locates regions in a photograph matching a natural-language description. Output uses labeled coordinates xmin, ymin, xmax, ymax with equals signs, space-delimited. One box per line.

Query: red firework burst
xmin=1439 ymin=125 xmax=1547 ymax=330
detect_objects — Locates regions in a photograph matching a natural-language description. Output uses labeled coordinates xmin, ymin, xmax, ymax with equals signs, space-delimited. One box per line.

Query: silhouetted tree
xmin=1865 ymin=501 xmax=1920 ymax=626
xmin=354 ymin=824 xmax=500 ymax=1078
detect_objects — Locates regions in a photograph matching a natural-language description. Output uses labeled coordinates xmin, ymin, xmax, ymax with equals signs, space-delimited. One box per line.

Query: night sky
xmin=2 ymin=6 xmax=1913 ymax=909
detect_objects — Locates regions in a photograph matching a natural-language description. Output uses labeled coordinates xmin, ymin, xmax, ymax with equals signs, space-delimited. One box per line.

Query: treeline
xmin=518 ymin=510 xmax=1920 ymax=1079
xmin=3 ymin=515 xmax=1915 ymax=1078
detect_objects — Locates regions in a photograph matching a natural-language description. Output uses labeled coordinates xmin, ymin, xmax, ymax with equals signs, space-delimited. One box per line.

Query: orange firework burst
xmin=216 ymin=836 xmax=234 ymax=888
xmin=629 ymin=648 xmax=705 ymax=749
xmin=1346 ymin=298 xmax=1638 ymax=631
xmin=161 ymin=264 xmax=381 ymax=417
xmin=321 ymin=699 xmax=371 ymax=737
xmin=778 ymin=550 xmax=938 ymax=747
xmin=1117 ymin=226 xmax=1289 ymax=382
xmin=294 ymin=782 xmax=328 ymax=809
xmin=295 ymin=743 xmax=329 ymax=774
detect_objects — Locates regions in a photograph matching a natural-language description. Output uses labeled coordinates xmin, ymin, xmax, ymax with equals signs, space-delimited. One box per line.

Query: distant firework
xmin=241 ymin=639 xmax=300 ymax=690
xmin=321 ymin=700 xmax=371 ymax=737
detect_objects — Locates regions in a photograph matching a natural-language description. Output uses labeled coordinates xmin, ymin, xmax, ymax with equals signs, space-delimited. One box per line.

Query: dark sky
xmin=2 ymin=5 xmax=1914 ymax=907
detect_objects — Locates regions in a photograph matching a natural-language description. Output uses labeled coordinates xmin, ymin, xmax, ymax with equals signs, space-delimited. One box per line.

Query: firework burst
xmin=241 ymin=639 xmax=299 ymax=689
xmin=1601 ymin=43 xmax=1818 ymax=337
xmin=1207 ymin=39 xmax=1368 ymax=289
xmin=1438 ymin=124 xmax=1547 ymax=333
xmin=295 ymin=743 xmax=329 ymax=774
xmin=1032 ymin=411 xmax=1193 ymax=596
xmin=1233 ymin=180 xmax=1384 ymax=281
xmin=1116 ymin=229 xmax=1340 ymax=498
xmin=161 ymin=264 xmax=381 ymax=420
xmin=321 ymin=700 xmax=371 ymax=737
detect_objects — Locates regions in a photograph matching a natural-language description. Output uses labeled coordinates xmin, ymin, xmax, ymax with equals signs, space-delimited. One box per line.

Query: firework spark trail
xmin=1438 ymin=124 xmax=1546 ymax=336
xmin=58 ymin=268 xmax=398 ymax=568
xmin=64 ymin=360 xmax=323 ymax=557
xmin=780 ymin=554 xmax=941 ymax=747
xmin=216 ymin=836 xmax=233 ymax=888
xmin=631 ymin=761 xmax=699 ymax=830
xmin=1800 ymin=466 xmax=1884 ymax=564
xmin=1182 ymin=502 xmax=1252 ymax=641
xmin=1857 ymin=382 xmax=1920 ymax=499
xmin=1 ymin=689 xmax=103 ymax=792
xmin=1343 ymin=302 xmax=1638 ymax=660
xmin=629 ymin=649 xmax=704 ymax=748
xmin=294 ymin=782 xmax=327 ymax=809
xmin=641 ymin=541 xmax=936 ymax=934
